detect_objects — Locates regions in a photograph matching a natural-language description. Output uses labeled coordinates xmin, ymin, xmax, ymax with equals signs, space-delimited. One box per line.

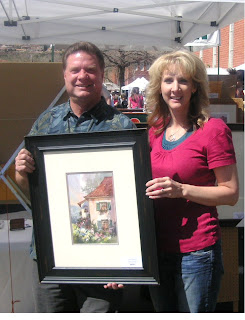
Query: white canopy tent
xmin=184 ymin=30 xmax=224 ymax=74
xmin=104 ymin=81 xmax=120 ymax=91
xmin=0 ymin=0 xmax=244 ymax=50
xmin=235 ymin=63 xmax=245 ymax=70
xmin=206 ymin=67 xmax=229 ymax=75
xmin=184 ymin=30 xmax=221 ymax=52
xmin=121 ymin=77 xmax=149 ymax=91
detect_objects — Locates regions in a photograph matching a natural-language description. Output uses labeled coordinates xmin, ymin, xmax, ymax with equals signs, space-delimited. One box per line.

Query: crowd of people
xmin=15 ymin=41 xmax=240 ymax=313
xmin=103 ymin=87 xmax=146 ymax=109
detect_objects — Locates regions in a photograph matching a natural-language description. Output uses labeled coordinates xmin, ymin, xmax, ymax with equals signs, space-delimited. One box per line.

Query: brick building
xmin=107 ymin=19 xmax=244 ymax=88
xmin=196 ymin=19 xmax=244 ymax=69
xmin=124 ymin=19 xmax=244 ymax=86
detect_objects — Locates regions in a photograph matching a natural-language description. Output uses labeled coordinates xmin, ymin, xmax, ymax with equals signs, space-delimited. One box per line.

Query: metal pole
xmin=218 ymin=46 xmax=220 ymax=77
xmin=51 ymin=44 xmax=55 ymax=62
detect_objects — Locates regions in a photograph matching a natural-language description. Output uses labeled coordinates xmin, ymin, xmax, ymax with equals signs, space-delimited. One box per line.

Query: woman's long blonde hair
xmin=146 ymin=50 xmax=210 ymax=134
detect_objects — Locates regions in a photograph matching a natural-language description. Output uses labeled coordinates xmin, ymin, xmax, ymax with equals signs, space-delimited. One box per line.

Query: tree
xmin=103 ymin=49 xmax=160 ymax=89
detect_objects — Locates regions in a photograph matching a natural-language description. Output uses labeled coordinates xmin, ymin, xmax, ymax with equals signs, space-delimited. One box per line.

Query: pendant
xmin=168 ymin=134 xmax=176 ymax=141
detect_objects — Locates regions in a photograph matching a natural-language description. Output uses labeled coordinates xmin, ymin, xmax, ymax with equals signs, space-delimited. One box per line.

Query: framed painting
xmin=25 ymin=129 xmax=159 ymax=285
xmin=209 ymin=103 xmax=237 ymax=123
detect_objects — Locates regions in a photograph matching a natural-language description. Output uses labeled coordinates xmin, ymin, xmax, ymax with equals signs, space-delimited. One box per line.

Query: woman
xmin=128 ymin=87 xmax=144 ymax=109
xmin=145 ymin=50 xmax=239 ymax=313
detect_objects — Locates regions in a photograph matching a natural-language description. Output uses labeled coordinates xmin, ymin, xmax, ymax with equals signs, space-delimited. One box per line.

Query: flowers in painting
xmin=72 ymin=219 xmax=117 ymax=244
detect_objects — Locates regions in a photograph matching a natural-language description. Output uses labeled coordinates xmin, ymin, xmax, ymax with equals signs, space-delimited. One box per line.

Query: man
xmin=15 ymin=41 xmax=134 ymax=312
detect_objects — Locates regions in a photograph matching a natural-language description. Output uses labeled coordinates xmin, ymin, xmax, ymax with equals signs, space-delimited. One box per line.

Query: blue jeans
xmin=149 ymin=240 xmax=224 ymax=313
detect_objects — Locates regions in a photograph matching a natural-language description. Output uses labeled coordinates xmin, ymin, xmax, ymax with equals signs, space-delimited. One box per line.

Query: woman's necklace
xmin=167 ymin=124 xmax=191 ymax=142
xmin=168 ymin=127 xmax=182 ymax=141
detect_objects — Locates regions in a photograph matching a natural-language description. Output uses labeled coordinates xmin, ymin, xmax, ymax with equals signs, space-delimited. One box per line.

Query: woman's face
xmin=160 ymin=66 xmax=196 ymax=115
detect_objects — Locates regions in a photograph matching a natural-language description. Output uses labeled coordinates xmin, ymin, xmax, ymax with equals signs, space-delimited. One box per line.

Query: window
xmin=139 ymin=61 xmax=144 ymax=71
xmin=96 ymin=202 xmax=111 ymax=211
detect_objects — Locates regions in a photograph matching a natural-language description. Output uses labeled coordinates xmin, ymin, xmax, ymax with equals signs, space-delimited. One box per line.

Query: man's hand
xmin=15 ymin=148 xmax=35 ymax=175
xmin=104 ymin=283 xmax=124 ymax=290
xmin=15 ymin=148 xmax=35 ymax=196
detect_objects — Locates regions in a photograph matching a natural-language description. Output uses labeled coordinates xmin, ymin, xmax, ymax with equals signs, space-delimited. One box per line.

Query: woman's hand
xmin=104 ymin=283 xmax=124 ymax=290
xmin=146 ymin=177 xmax=183 ymax=199
xmin=145 ymin=164 xmax=239 ymax=207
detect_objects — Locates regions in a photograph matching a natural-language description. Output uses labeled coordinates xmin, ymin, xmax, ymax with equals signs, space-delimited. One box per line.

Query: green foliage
xmin=72 ymin=222 xmax=117 ymax=244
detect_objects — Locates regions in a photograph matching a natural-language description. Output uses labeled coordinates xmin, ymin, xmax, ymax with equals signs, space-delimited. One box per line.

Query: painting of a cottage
xmin=66 ymin=172 xmax=118 ymax=245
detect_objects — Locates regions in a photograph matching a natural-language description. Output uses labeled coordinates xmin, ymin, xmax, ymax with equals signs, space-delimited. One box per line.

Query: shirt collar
xmin=62 ymin=98 xmax=107 ymax=123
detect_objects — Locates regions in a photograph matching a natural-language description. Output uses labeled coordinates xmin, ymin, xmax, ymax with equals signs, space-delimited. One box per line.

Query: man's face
xmin=64 ymin=51 xmax=104 ymax=105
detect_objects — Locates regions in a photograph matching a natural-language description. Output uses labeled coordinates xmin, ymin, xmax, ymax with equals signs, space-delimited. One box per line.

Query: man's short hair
xmin=62 ymin=41 xmax=105 ymax=71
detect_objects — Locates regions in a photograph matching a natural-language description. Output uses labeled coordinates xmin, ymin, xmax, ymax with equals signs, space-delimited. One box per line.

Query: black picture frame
xmin=25 ymin=129 xmax=159 ymax=285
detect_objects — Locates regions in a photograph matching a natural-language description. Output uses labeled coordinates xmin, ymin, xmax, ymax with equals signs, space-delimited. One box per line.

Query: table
xmin=217 ymin=221 xmax=240 ymax=312
xmin=0 ymin=211 xmax=34 ymax=313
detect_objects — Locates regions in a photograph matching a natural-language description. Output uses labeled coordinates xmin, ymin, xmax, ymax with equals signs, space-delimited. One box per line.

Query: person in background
xmin=15 ymin=41 xmax=134 ymax=313
xmin=102 ymin=84 xmax=111 ymax=105
xmin=113 ymin=93 xmax=121 ymax=107
xmin=142 ymin=91 xmax=147 ymax=111
xmin=128 ymin=87 xmax=144 ymax=109
xmin=120 ymin=93 xmax=128 ymax=108
xmin=145 ymin=50 xmax=239 ymax=313
xmin=227 ymin=68 xmax=244 ymax=99
xmin=235 ymin=69 xmax=244 ymax=99
xmin=110 ymin=91 xmax=114 ymax=107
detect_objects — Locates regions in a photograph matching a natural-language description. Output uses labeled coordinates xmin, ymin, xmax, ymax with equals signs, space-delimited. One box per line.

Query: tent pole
xmin=217 ymin=46 xmax=220 ymax=77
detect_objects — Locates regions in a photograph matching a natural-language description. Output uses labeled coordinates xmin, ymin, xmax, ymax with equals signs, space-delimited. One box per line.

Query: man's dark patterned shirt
xmin=29 ymin=98 xmax=135 ymax=136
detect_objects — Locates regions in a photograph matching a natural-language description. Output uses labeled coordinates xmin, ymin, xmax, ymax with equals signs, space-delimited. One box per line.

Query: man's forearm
xmin=15 ymin=171 xmax=30 ymax=199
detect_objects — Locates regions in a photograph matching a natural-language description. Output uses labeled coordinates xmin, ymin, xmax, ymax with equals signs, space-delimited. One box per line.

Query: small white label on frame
xmin=121 ymin=257 xmax=143 ymax=268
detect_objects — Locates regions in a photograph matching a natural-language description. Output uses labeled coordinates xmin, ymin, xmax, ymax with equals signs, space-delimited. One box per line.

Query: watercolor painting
xmin=211 ymin=112 xmax=229 ymax=123
xmin=66 ymin=171 xmax=118 ymax=245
